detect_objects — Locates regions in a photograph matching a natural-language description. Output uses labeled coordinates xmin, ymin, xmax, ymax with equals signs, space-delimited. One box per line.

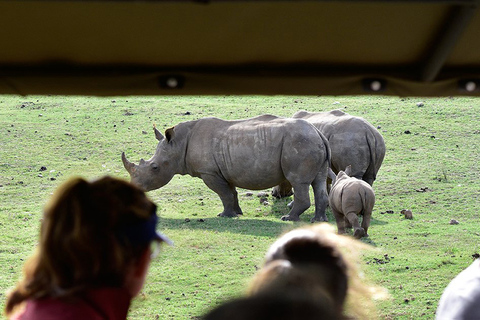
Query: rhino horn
xmin=121 ymin=152 xmax=136 ymax=173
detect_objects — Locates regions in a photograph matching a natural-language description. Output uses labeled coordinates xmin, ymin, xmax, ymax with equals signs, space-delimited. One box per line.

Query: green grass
xmin=1 ymin=95 xmax=479 ymax=319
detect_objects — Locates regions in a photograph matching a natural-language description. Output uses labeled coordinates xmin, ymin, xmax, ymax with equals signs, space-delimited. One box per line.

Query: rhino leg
xmin=344 ymin=218 xmax=352 ymax=229
xmin=281 ymin=183 xmax=310 ymax=221
xmin=345 ymin=212 xmax=365 ymax=239
xmin=332 ymin=209 xmax=347 ymax=234
xmin=310 ymin=168 xmax=329 ymax=223
xmin=361 ymin=210 xmax=372 ymax=237
xmin=271 ymin=180 xmax=293 ymax=198
xmin=201 ymin=174 xmax=242 ymax=217
xmin=363 ymin=176 xmax=375 ymax=186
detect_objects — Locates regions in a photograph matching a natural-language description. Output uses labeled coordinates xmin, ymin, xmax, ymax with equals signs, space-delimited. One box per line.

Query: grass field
xmin=1 ymin=95 xmax=479 ymax=319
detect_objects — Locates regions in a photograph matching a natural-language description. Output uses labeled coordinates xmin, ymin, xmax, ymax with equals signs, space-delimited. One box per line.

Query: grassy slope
xmin=0 ymin=95 xmax=479 ymax=319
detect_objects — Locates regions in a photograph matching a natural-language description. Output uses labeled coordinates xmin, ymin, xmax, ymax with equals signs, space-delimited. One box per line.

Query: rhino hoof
xmin=354 ymin=228 xmax=366 ymax=239
xmin=281 ymin=215 xmax=300 ymax=222
xmin=218 ymin=212 xmax=238 ymax=218
xmin=310 ymin=216 xmax=328 ymax=223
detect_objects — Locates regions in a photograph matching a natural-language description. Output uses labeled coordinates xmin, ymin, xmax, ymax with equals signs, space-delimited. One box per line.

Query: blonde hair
xmin=248 ymin=223 xmax=387 ymax=320
xmin=5 ymin=176 xmax=156 ymax=315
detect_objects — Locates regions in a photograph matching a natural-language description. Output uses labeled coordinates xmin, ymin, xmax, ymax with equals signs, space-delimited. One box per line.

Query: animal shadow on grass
xmin=158 ymin=217 xmax=289 ymax=238
xmin=268 ymin=197 xmax=336 ymax=222
xmin=158 ymin=197 xmax=387 ymax=241
xmin=336 ymin=215 xmax=385 ymax=247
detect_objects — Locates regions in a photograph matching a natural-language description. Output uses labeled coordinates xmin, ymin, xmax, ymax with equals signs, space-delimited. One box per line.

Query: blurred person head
xmin=202 ymin=292 xmax=337 ymax=320
xmin=247 ymin=223 xmax=387 ymax=320
xmin=5 ymin=176 xmax=171 ymax=316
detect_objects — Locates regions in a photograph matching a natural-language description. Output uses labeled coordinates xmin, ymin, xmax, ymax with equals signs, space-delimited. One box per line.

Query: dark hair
xmin=248 ymin=224 xmax=384 ymax=320
xmin=5 ymin=176 xmax=156 ymax=315
xmin=203 ymin=293 xmax=337 ymax=320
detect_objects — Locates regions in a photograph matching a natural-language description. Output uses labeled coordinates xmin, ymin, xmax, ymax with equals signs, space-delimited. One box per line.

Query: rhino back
xmin=294 ymin=110 xmax=385 ymax=182
xmin=184 ymin=116 xmax=327 ymax=190
xmin=329 ymin=177 xmax=375 ymax=213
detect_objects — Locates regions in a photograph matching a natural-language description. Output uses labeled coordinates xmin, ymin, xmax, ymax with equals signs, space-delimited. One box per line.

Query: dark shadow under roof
xmin=1 ymin=0 xmax=480 ymax=96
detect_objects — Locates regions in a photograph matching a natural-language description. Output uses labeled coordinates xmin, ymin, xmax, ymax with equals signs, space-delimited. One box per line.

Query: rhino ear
xmin=165 ymin=126 xmax=175 ymax=142
xmin=344 ymin=165 xmax=352 ymax=176
xmin=154 ymin=126 xmax=164 ymax=141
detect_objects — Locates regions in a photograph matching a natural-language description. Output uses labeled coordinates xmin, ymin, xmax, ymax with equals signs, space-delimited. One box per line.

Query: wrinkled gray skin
xmin=122 ymin=115 xmax=331 ymax=222
xmin=328 ymin=166 xmax=375 ymax=239
xmin=272 ymin=109 xmax=385 ymax=198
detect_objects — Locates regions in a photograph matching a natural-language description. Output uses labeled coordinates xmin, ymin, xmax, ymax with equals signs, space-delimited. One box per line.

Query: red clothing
xmin=10 ymin=288 xmax=132 ymax=320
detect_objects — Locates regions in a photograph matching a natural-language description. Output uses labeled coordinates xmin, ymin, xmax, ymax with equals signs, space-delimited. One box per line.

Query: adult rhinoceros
xmin=122 ymin=115 xmax=331 ymax=222
xmin=272 ymin=109 xmax=385 ymax=198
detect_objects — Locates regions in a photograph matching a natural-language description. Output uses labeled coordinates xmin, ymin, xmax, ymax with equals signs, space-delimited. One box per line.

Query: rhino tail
xmin=364 ymin=128 xmax=384 ymax=185
xmin=317 ymin=130 xmax=331 ymax=167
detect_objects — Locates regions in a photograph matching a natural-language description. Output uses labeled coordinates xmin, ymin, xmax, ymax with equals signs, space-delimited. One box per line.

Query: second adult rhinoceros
xmin=122 ymin=115 xmax=331 ymax=222
xmin=272 ymin=109 xmax=385 ymax=198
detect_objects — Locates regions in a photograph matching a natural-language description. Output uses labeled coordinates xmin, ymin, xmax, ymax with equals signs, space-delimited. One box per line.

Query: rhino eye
xmin=151 ymin=163 xmax=159 ymax=170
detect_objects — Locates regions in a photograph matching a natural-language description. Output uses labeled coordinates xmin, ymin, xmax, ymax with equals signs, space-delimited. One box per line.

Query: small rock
xmin=416 ymin=102 xmax=424 ymax=107
xmin=184 ymin=218 xmax=191 ymax=222
xmin=416 ymin=187 xmax=430 ymax=192
xmin=142 ymin=130 xmax=148 ymax=134
xmin=386 ymin=210 xmax=394 ymax=214
xmin=402 ymin=209 xmax=413 ymax=219
xmin=404 ymin=130 xmax=411 ymax=134
xmin=39 ymin=166 xmax=47 ymax=171
xmin=184 ymin=111 xmax=192 ymax=115
xmin=197 ymin=219 xmax=205 ymax=222
xmin=245 ymin=192 xmax=254 ymax=197
xmin=449 ymin=219 xmax=459 ymax=225
xmin=257 ymin=192 xmax=269 ymax=198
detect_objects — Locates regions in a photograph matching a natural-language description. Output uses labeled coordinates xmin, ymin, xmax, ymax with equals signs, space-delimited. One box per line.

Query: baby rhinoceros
xmin=328 ymin=166 xmax=375 ymax=238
